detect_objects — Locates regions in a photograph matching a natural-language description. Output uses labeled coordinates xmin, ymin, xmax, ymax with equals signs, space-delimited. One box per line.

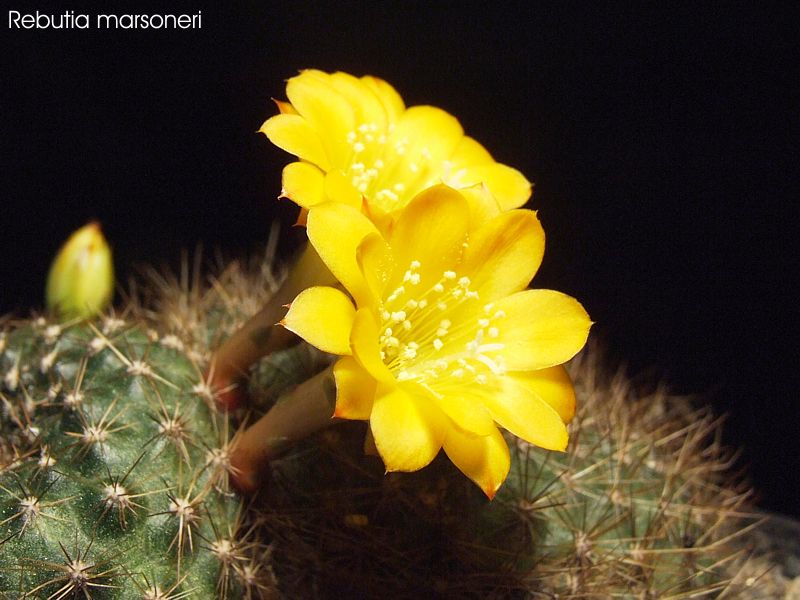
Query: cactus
xmin=0 ymin=253 xmax=779 ymax=599
xmin=0 ymin=312 xmax=277 ymax=599
xmin=246 ymin=347 xmax=763 ymax=598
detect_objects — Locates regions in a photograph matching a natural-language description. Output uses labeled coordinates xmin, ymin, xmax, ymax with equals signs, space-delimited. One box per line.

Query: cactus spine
xmin=0 ymin=314 xmax=276 ymax=599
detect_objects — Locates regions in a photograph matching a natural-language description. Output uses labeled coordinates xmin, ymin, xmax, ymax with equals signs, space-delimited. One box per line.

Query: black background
xmin=2 ymin=3 xmax=797 ymax=517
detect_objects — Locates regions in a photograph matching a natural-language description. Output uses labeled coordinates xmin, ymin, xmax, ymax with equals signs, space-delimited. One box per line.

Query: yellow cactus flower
xmin=281 ymin=185 xmax=591 ymax=498
xmin=261 ymin=69 xmax=532 ymax=223
xmin=46 ymin=222 xmax=114 ymax=320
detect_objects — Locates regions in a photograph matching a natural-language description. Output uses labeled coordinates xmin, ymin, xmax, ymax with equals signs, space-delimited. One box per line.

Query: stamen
xmin=375 ymin=264 xmax=504 ymax=389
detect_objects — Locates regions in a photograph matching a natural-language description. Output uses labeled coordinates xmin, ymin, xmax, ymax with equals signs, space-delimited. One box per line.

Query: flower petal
xmin=361 ymin=75 xmax=405 ymax=122
xmin=329 ymin=71 xmax=392 ymax=131
xmin=437 ymin=392 xmax=496 ymax=436
xmin=306 ymin=202 xmax=381 ymax=306
xmin=382 ymin=106 xmax=464 ymax=198
xmin=493 ymin=289 xmax=592 ymax=371
xmin=281 ymin=286 xmax=355 ymax=355
xmin=286 ymin=70 xmax=355 ymax=168
xmin=388 ymin=185 xmax=469 ymax=287
xmin=506 ymin=366 xmax=576 ymax=424
xmin=350 ymin=308 xmax=394 ymax=384
xmin=473 ymin=377 xmax=570 ymax=451
xmin=371 ymin=384 xmax=446 ymax=472
xmin=323 ymin=170 xmax=362 ymax=209
xmin=356 ymin=232 xmax=394 ymax=307
xmin=443 ymin=424 xmax=510 ymax=499
xmin=461 ymin=209 xmax=545 ymax=302
xmin=280 ymin=162 xmax=325 ymax=208
xmin=333 ymin=356 xmax=376 ymax=419
xmin=449 ymin=135 xmax=493 ymax=167
xmin=459 ymin=183 xmax=502 ymax=230
xmin=261 ymin=113 xmax=330 ymax=171
xmin=461 ymin=163 xmax=532 ymax=211
xmin=389 ymin=106 xmax=463 ymax=160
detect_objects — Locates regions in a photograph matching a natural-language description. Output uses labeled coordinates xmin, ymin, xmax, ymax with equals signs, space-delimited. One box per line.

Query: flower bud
xmin=46 ymin=222 xmax=114 ymax=320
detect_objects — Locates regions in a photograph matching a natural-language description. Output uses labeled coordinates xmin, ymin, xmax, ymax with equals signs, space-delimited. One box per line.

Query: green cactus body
xmin=0 ymin=317 xmax=273 ymax=599
xmin=0 ymin=259 xmax=772 ymax=599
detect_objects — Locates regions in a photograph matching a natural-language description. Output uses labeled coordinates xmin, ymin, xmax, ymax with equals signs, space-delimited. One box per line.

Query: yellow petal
xmin=350 ymin=309 xmax=394 ymax=384
xmin=449 ymin=135 xmax=493 ymax=167
xmin=333 ymin=356 xmax=376 ymax=419
xmin=459 ymin=183 xmax=502 ymax=230
xmin=361 ymin=75 xmax=405 ymax=122
xmin=478 ymin=377 xmax=570 ymax=451
xmin=507 ymin=366 xmax=576 ymax=424
xmin=371 ymin=385 xmax=446 ymax=472
xmin=384 ymin=106 xmax=464 ymax=196
xmin=442 ymin=424 xmax=510 ymax=499
xmin=329 ymin=71 xmax=391 ymax=131
xmin=437 ymin=393 xmax=496 ymax=436
xmin=388 ymin=185 xmax=468 ymax=287
xmin=260 ymin=113 xmax=330 ymax=171
xmin=461 ymin=209 xmax=544 ymax=302
xmin=389 ymin=106 xmax=463 ymax=159
xmin=280 ymin=162 xmax=325 ymax=208
xmin=362 ymin=199 xmax=394 ymax=237
xmin=281 ymin=286 xmax=355 ymax=355
xmin=306 ymin=202 xmax=380 ymax=306
xmin=323 ymin=170 xmax=362 ymax=209
xmin=356 ymin=232 xmax=394 ymax=307
xmin=493 ymin=289 xmax=592 ymax=371
xmin=286 ymin=71 xmax=355 ymax=168
xmin=461 ymin=163 xmax=532 ymax=211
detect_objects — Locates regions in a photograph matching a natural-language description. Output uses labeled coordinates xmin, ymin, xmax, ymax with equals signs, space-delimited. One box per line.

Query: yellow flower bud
xmin=46 ymin=222 xmax=114 ymax=320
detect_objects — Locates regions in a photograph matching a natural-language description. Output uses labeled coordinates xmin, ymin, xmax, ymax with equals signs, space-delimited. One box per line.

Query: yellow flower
xmin=281 ymin=185 xmax=591 ymax=498
xmin=261 ymin=69 xmax=532 ymax=223
xmin=46 ymin=222 xmax=114 ymax=320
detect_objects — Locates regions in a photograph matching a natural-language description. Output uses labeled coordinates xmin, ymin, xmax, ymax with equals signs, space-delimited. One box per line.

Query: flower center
xmin=377 ymin=261 xmax=506 ymax=393
xmin=345 ymin=122 xmax=439 ymax=214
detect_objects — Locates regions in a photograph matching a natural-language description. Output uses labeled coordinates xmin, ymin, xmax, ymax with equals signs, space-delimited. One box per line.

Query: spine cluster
xmin=0 ymin=316 xmax=275 ymax=599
